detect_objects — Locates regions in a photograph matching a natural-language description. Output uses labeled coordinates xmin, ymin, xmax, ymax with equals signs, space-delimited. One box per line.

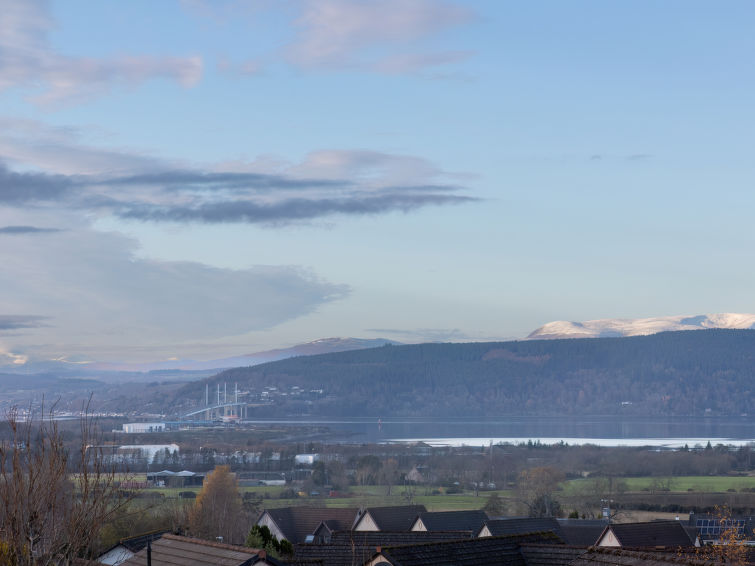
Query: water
xmin=243 ymin=415 xmax=755 ymax=447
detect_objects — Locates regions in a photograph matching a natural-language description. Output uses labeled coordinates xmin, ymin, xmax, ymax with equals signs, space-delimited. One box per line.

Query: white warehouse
xmin=122 ymin=422 xmax=166 ymax=434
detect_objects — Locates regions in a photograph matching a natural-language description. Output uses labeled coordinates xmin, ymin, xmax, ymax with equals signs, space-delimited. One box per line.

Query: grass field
xmin=562 ymin=475 xmax=755 ymax=495
xmin=131 ymin=474 xmax=754 ymax=514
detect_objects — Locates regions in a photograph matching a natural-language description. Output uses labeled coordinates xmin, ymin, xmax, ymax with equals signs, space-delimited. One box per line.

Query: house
xmin=119 ymin=534 xmax=284 ymax=566
xmin=146 ymin=470 xmax=204 ymax=488
xmin=519 ymin=543 xmax=589 ymax=566
xmin=688 ymin=513 xmax=755 ymax=545
xmin=294 ymin=531 xmax=475 ymax=566
xmin=555 ymin=519 xmax=609 ymax=546
xmin=353 ymin=505 xmax=427 ymax=532
xmin=362 ymin=531 xmax=563 ymax=566
xmin=477 ymin=518 xmax=563 ymax=539
xmin=97 ymin=530 xmax=168 ymax=566
xmin=410 ymin=510 xmax=487 ymax=534
xmin=595 ymin=521 xmax=695 ymax=548
xmin=569 ymin=546 xmax=725 ymax=566
xmin=256 ymin=506 xmax=359 ymax=543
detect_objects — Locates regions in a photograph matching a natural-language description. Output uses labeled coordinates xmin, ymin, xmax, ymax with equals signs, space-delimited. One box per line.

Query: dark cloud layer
xmin=0 ymin=225 xmax=61 ymax=234
xmin=0 ymin=159 xmax=477 ymax=224
xmin=0 ymin=162 xmax=73 ymax=202
xmin=117 ymin=193 xmax=477 ymax=223
xmin=106 ymin=170 xmax=348 ymax=192
xmin=0 ymin=315 xmax=50 ymax=331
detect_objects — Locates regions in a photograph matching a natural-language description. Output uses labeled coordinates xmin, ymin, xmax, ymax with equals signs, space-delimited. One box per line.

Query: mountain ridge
xmin=527 ymin=312 xmax=755 ymax=340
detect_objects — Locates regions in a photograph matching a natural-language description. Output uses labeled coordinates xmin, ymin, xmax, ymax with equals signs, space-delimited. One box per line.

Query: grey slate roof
xmin=413 ymin=510 xmax=488 ymax=533
xmin=368 ymin=531 xmax=563 ymax=566
xmin=293 ymin=544 xmax=377 ymax=566
xmin=329 ymin=531 xmax=474 ymax=546
xmin=101 ymin=530 xmax=170 ymax=555
xmin=120 ymin=534 xmax=264 ymax=566
xmin=357 ymin=506 xmax=427 ymax=532
xmin=570 ymin=547 xmax=719 ymax=566
xmin=480 ymin=518 xmax=563 ymax=538
xmin=598 ymin=521 xmax=695 ymax=548
xmin=519 ymin=542 xmax=587 ymax=566
xmin=294 ymin=531 xmax=473 ymax=566
xmin=554 ymin=521 xmax=607 ymax=546
xmin=260 ymin=507 xmax=360 ymax=543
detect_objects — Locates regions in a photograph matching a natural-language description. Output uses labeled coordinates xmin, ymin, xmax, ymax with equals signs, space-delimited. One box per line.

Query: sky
xmin=2 ymin=0 xmax=755 ymax=366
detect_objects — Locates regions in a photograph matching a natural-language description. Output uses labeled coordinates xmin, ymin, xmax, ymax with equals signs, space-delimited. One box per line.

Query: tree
xmin=355 ymin=455 xmax=381 ymax=486
xmin=483 ymin=493 xmax=506 ymax=516
xmin=245 ymin=525 xmax=292 ymax=559
xmin=517 ymin=466 xmax=565 ymax=517
xmin=188 ymin=465 xmax=243 ymax=543
xmin=694 ymin=506 xmax=751 ymax=566
xmin=311 ymin=461 xmax=327 ymax=486
xmin=380 ymin=458 xmax=400 ymax=495
xmin=0 ymin=404 xmax=132 ymax=566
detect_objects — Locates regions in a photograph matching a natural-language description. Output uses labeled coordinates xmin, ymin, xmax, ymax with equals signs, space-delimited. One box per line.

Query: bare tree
xmin=516 ymin=466 xmax=565 ymax=517
xmin=0 ymin=404 xmax=132 ymax=566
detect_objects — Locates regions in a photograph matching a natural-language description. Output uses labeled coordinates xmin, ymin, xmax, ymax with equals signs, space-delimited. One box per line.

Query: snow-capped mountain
xmin=527 ymin=313 xmax=755 ymax=340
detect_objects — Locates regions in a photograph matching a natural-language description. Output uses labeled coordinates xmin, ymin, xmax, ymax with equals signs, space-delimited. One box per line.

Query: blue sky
xmin=1 ymin=0 xmax=755 ymax=365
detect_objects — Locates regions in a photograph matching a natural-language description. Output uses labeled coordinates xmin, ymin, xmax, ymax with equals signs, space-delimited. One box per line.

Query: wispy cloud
xmin=366 ymin=327 xmax=472 ymax=342
xmin=0 ymin=227 xmax=348 ymax=360
xmin=285 ymin=0 xmax=473 ymax=73
xmin=0 ymin=144 xmax=478 ymax=225
xmin=0 ymin=162 xmax=74 ymax=202
xmin=0 ymin=315 xmax=50 ymax=331
xmin=0 ymin=225 xmax=61 ymax=234
xmin=0 ymin=0 xmax=202 ymax=106
xmin=115 ymin=192 xmax=475 ymax=224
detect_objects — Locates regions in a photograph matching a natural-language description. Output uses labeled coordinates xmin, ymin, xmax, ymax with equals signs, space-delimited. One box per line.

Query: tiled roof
xmin=370 ymin=531 xmax=563 ymax=566
xmin=294 ymin=544 xmax=376 ymax=566
xmin=600 ymin=521 xmax=695 ymax=548
xmin=294 ymin=531 xmax=473 ymax=566
xmin=120 ymin=534 xmax=262 ymax=566
xmin=414 ymin=510 xmax=488 ymax=533
xmin=556 ymin=523 xmax=606 ymax=547
xmin=570 ymin=546 xmax=720 ymax=566
xmin=481 ymin=518 xmax=563 ymax=538
xmin=328 ymin=531 xmax=474 ymax=546
xmin=119 ymin=530 xmax=171 ymax=553
xmin=261 ymin=507 xmax=360 ymax=543
xmin=359 ymin=506 xmax=427 ymax=532
xmin=519 ymin=542 xmax=587 ymax=566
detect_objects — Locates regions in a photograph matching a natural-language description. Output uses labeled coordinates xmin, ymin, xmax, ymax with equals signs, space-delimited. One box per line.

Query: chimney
xmin=258 ymin=550 xmax=266 ymax=560
xmin=375 ymin=546 xmax=381 ymax=553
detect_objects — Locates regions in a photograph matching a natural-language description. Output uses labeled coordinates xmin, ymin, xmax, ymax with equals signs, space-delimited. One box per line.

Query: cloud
xmin=115 ymin=193 xmax=476 ymax=224
xmin=0 ymin=227 xmax=348 ymax=361
xmin=0 ymin=117 xmax=173 ymax=175
xmin=0 ymin=0 xmax=202 ymax=106
xmin=0 ymin=143 xmax=477 ymax=224
xmin=284 ymin=0 xmax=473 ymax=73
xmin=0 ymin=315 xmax=50 ymax=331
xmin=0 ymin=225 xmax=61 ymax=234
xmin=366 ymin=327 xmax=472 ymax=342
xmin=0 ymin=161 xmax=74 ymax=203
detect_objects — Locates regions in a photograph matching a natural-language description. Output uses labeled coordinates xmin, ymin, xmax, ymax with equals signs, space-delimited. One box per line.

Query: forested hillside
xmin=177 ymin=329 xmax=755 ymax=417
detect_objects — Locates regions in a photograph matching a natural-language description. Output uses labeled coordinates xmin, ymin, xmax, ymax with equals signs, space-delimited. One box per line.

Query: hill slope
xmin=175 ymin=329 xmax=755 ymax=418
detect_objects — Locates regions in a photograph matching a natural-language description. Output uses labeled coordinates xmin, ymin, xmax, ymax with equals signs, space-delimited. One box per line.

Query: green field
xmin=131 ymin=474 xmax=754 ymax=512
xmin=562 ymin=475 xmax=755 ymax=495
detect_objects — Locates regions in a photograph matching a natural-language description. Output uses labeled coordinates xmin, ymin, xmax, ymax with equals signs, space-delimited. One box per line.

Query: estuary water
xmin=244 ymin=415 xmax=755 ymax=447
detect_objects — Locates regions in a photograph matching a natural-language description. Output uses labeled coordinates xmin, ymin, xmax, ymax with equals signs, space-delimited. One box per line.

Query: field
xmin=562 ymin=475 xmax=755 ymax=495
xmin=125 ymin=474 xmax=754 ymax=515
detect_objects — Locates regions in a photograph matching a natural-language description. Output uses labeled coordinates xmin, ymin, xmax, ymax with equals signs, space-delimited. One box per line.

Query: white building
xmin=122 ymin=422 xmax=166 ymax=433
